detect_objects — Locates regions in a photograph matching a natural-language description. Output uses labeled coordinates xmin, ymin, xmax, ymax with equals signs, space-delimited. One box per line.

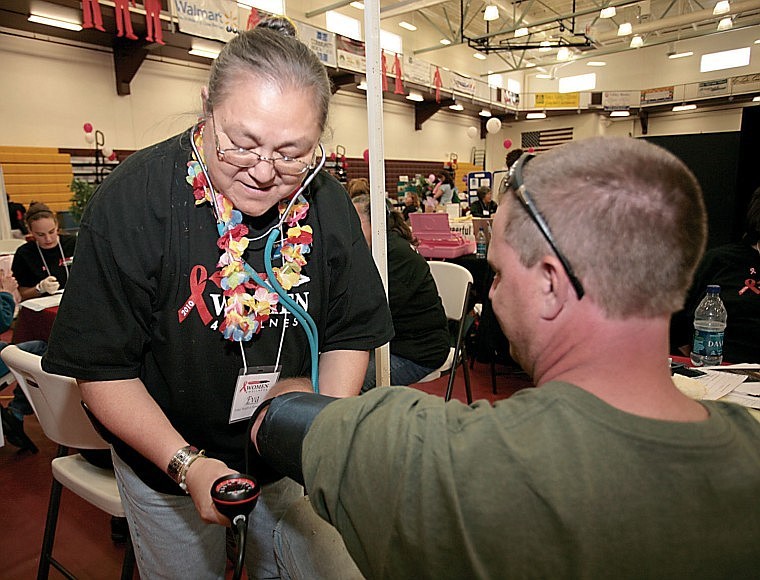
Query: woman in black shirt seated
xmin=469 ymin=186 xmax=498 ymax=218
xmin=352 ymin=195 xmax=450 ymax=389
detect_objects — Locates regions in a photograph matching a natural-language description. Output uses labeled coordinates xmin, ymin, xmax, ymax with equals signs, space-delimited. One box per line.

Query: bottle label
xmin=692 ymin=329 xmax=724 ymax=357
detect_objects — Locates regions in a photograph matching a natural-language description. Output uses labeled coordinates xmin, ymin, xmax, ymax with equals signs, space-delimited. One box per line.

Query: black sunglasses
xmin=506 ymin=153 xmax=585 ymax=300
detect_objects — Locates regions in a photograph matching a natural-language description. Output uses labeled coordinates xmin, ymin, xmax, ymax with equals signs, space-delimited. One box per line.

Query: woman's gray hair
xmin=206 ymin=18 xmax=331 ymax=131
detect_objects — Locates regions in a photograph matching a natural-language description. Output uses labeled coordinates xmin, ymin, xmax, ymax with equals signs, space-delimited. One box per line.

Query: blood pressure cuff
xmin=255 ymin=391 xmax=338 ymax=486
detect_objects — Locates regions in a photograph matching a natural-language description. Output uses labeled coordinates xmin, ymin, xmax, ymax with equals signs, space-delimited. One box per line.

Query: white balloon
xmin=486 ymin=117 xmax=502 ymax=134
xmin=84 ymin=132 xmax=95 ymax=144
xmin=102 ymin=146 xmax=113 ymax=158
xmin=466 ymin=126 xmax=478 ymax=139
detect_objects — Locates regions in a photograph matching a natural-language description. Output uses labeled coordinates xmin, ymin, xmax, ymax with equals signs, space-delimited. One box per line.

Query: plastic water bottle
xmin=476 ymin=228 xmax=487 ymax=259
xmin=690 ymin=285 xmax=727 ymax=366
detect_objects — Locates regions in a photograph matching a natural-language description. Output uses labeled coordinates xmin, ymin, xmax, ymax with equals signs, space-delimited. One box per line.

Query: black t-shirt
xmin=469 ymin=200 xmax=498 ymax=218
xmin=671 ymin=242 xmax=760 ymax=363
xmin=387 ymin=231 xmax=449 ymax=368
xmin=43 ymin=131 xmax=394 ymax=493
xmin=12 ymin=235 xmax=76 ymax=289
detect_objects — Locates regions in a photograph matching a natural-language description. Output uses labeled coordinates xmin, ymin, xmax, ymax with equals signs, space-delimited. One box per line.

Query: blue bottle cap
xmin=707 ymin=284 xmax=720 ymax=293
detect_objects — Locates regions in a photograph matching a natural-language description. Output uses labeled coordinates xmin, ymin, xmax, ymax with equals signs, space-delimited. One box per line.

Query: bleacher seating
xmin=0 ymin=146 xmax=74 ymax=213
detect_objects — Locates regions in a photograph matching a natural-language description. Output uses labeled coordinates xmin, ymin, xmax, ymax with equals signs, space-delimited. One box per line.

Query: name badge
xmin=229 ymin=365 xmax=281 ymax=423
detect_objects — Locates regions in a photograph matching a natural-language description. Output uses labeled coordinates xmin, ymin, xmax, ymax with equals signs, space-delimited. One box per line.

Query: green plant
xmin=69 ymin=178 xmax=96 ymax=223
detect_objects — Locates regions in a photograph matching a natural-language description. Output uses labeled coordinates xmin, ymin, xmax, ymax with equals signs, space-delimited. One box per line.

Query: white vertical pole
xmin=363 ymin=0 xmax=391 ymax=387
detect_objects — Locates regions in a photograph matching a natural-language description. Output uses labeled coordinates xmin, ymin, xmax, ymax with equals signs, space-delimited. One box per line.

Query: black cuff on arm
xmin=256 ymin=392 xmax=337 ymax=486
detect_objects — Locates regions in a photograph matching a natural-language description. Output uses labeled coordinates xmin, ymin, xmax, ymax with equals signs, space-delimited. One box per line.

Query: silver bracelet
xmin=167 ymin=445 xmax=206 ymax=492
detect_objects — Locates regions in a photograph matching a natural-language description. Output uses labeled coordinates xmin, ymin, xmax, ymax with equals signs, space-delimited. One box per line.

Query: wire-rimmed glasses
xmin=506 ymin=153 xmax=585 ymax=300
xmin=210 ymin=112 xmax=317 ymax=176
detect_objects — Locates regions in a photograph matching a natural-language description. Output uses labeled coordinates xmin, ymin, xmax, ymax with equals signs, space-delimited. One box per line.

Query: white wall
xmin=0 ymin=32 xmax=750 ymax=171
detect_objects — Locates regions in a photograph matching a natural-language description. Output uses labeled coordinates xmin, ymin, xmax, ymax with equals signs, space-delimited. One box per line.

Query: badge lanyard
xmin=36 ymin=239 xmax=70 ymax=282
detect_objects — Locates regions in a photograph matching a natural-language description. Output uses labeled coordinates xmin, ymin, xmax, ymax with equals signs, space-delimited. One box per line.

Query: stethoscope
xmin=192 ymin=127 xmax=325 ymax=580
xmin=190 ymin=124 xmax=324 ymax=392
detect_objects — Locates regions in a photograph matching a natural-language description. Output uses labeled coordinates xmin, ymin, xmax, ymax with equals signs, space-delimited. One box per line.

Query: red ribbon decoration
xmin=393 ymin=53 xmax=404 ymax=95
xmin=247 ymin=7 xmax=260 ymax=30
xmin=178 ymin=265 xmax=214 ymax=324
xmin=381 ymin=51 xmax=388 ymax=92
xmin=433 ymin=67 xmax=442 ymax=103
xmin=739 ymin=279 xmax=760 ymax=295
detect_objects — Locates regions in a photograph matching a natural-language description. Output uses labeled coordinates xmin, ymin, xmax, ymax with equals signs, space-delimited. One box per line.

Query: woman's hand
xmin=37 ymin=276 xmax=59 ymax=294
xmin=0 ymin=270 xmax=18 ymax=294
xmin=184 ymin=456 xmax=240 ymax=525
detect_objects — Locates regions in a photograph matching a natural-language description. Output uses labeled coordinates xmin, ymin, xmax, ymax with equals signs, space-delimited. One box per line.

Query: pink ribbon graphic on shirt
xmin=178 ymin=265 xmax=214 ymax=324
xmin=739 ymin=278 xmax=760 ymax=295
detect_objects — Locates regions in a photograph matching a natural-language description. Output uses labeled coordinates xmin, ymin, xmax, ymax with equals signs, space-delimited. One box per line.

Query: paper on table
xmin=695 ymin=370 xmax=747 ymax=401
xmin=20 ymin=293 xmax=62 ymax=312
xmin=721 ymin=392 xmax=760 ymax=410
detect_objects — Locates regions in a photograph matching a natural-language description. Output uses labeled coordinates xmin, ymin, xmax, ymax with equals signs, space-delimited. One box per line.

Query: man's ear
xmin=538 ymin=256 xmax=571 ymax=320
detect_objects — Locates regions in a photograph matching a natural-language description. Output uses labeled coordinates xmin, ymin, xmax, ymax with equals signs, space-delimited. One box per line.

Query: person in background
xmin=7 ymin=195 xmax=27 ymax=235
xmin=12 ymin=203 xmax=75 ymax=301
xmin=469 ymin=185 xmax=498 ymax=218
xmin=249 ymin=137 xmax=759 ymax=578
xmin=402 ymin=191 xmax=420 ymax=221
xmin=346 ymin=177 xmax=369 ymax=198
xmin=0 ymin=269 xmax=46 ymax=452
xmin=671 ymin=186 xmax=760 ymax=363
xmin=42 ymin=18 xmax=392 ymax=579
xmin=432 ymin=170 xmax=455 ymax=205
xmin=352 ymin=195 xmax=449 ymax=390
xmin=505 ymin=147 xmax=524 ymax=169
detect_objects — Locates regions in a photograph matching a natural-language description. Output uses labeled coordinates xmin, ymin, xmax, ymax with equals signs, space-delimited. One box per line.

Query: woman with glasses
xmin=43 ymin=17 xmax=393 ymax=578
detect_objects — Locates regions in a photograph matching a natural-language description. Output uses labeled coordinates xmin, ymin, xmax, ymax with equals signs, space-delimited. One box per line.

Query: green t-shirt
xmin=303 ymin=382 xmax=760 ymax=579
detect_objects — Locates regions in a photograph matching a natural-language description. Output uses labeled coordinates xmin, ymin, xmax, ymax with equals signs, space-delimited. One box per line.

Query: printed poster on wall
xmin=731 ymin=73 xmax=760 ymax=93
xmin=450 ymin=73 xmax=476 ymax=95
xmin=297 ymin=22 xmax=337 ymax=67
xmin=403 ymin=54 xmax=431 ymax=86
xmin=602 ymin=91 xmax=640 ymax=110
xmin=697 ymin=79 xmax=728 ymax=97
xmin=174 ymin=0 xmax=237 ymax=43
xmin=336 ymin=35 xmax=366 ymax=73
xmin=640 ymin=86 xmax=674 ymax=105
xmin=534 ymin=93 xmax=580 ymax=108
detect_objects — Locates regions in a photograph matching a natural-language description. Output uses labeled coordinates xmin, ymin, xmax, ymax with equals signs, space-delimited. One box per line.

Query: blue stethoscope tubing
xmin=191 ymin=123 xmax=324 ymax=393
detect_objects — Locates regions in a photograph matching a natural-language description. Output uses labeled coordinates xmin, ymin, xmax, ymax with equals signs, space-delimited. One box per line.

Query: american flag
xmin=521 ymin=127 xmax=574 ymax=153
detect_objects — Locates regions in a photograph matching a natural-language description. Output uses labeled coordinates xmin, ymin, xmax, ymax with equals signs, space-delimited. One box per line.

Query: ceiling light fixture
xmin=479 ymin=109 xmax=492 ymax=117
xmin=630 ymin=35 xmax=644 ymax=48
xmin=406 ymin=91 xmax=424 ymax=102
xmin=557 ymin=47 xmax=571 ymax=61
xmin=600 ymin=7 xmax=616 ymax=18
xmin=514 ymin=27 xmax=529 ymax=38
xmin=473 ymin=52 xmax=487 ymax=60
xmin=526 ymin=112 xmax=547 ymax=119
xmin=610 ymin=110 xmax=631 ymax=117
xmin=753 ymin=96 xmax=760 ymax=102
xmin=357 ymin=79 xmax=368 ymax=91
xmin=484 ymin=2 xmax=499 ymax=21
xmin=539 ymin=40 xmax=552 ymax=52
xmin=672 ymin=104 xmax=697 ymax=112
xmin=617 ymin=22 xmax=633 ymax=36
xmin=717 ymin=17 xmax=732 ymax=30
xmin=28 ymin=14 xmax=82 ymax=31
xmin=449 ymin=103 xmax=464 ymax=111
xmin=189 ymin=47 xmax=221 ymax=59
xmin=440 ymin=38 xmax=451 ymax=45
xmin=349 ymin=1 xmax=364 ymax=9
xmin=587 ymin=61 xmax=607 ymax=67
xmin=399 ymin=21 xmax=417 ymax=31
xmin=713 ymin=1 xmax=730 ymax=15
xmin=536 ymin=73 xmax=553 ymax=79
xmin=668 ymin=51 xmax=694 ymax=59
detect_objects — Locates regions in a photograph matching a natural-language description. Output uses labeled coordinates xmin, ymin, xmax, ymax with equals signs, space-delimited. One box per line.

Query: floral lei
xmin=186 ymin=122 xmax=313 ymax=342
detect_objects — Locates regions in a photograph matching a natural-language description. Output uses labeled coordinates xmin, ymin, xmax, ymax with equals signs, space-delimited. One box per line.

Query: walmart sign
xmin=174 ymin=0 xmax=236 ymax=43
